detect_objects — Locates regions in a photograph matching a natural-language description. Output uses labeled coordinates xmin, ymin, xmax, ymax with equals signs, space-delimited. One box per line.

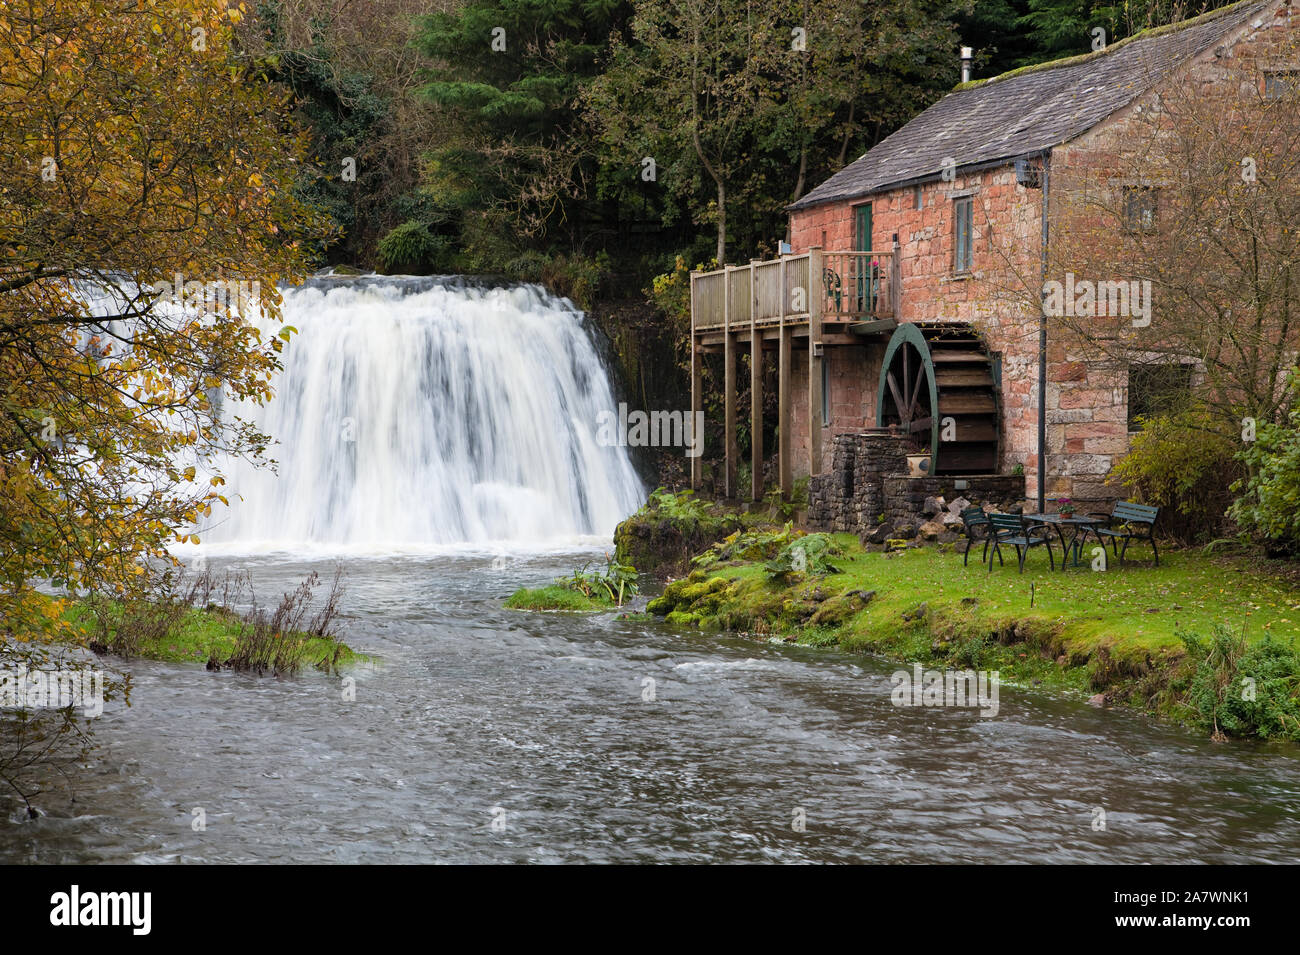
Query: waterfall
xmin=199 ymin=275 xmax=643 ymax=552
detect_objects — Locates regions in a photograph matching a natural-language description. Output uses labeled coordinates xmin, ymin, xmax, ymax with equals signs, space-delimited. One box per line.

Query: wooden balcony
xmin=687 ymin=244 xmax=902 ymax=501
xmin=690 ymin=247 xmax=900 ymax=347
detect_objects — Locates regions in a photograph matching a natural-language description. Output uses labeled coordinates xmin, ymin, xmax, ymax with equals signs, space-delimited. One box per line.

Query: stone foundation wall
xmin=809 ymin=430 xmax=1026 ymax=537
xmin=808 ymin=431 xmax=910 ymax=532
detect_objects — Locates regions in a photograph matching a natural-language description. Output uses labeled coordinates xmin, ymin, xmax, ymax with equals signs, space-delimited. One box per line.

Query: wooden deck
xmin=688 ymin=245 xmax=901 ymax=500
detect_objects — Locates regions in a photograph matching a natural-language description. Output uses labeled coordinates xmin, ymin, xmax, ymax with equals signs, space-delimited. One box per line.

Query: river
xmin=6 ymin=550 xmax=1299 ymax=864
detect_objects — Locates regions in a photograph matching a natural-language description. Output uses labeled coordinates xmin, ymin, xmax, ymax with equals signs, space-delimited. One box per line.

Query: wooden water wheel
xmin=875 ymin=323 xmax=1000 ymax=474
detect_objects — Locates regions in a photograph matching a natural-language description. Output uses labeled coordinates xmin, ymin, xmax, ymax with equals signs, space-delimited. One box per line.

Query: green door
xmin=854 ymin=204 xmax=874 ymax=313
xmin=855 ymin=203 xmax=872 ymax=252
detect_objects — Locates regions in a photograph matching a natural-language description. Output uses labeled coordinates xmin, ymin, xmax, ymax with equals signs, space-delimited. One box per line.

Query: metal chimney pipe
xmin=960 ymin=46 xmax=973 ymax=83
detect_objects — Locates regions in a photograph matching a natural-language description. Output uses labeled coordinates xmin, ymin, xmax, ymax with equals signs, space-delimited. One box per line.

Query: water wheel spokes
xmin=876 ymin=323 xmax=1000 ymax=474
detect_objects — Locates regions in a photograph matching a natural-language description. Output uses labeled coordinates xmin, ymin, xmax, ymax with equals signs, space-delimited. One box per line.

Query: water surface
xmin=6 ymin=552 xmax=1299 ymax=864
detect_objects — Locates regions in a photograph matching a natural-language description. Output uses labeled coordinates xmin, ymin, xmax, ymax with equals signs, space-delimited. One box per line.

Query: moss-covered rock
xmin=614 ymin=512 xmax=744 ymax=576
xmin=808 ymin=588 xmax=876 ymax=627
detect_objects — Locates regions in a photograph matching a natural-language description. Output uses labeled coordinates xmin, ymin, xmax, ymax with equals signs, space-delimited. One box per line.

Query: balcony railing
xmin=691 ymin=248 xmax=898 ymax=333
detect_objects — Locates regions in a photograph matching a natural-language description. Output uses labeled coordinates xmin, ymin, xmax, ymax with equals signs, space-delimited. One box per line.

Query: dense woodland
xmin=254 ymin=0 xmax=1238 ymax=283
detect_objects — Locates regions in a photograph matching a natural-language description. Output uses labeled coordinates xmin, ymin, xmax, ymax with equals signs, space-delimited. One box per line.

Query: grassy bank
xmin=56 ymin=567 xmax=364 ymax=674
xmin=646 ymin=531 xmax=1300 ymax=741
xmin=71 ymin=602 xmax=363 ymax=670
xmin=505 ymin=586 xmax=619 ymax=612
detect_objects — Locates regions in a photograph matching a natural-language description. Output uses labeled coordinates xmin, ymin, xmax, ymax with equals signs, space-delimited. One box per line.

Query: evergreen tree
xmin=413 ymin=0 xmax=634 ymax=269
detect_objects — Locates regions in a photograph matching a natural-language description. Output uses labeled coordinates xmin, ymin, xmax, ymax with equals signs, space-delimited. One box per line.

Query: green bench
xmin=987 ymin=512 xmax=1056 ymax=573
xmin=1087 ymin=500 xmax=1160 ymax=567
xmin=958 ymin=505 xmax=992 ymax=567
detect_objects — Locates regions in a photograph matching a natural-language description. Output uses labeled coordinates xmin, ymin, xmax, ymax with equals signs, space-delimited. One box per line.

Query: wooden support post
xmin=778 ymin=255 xmax=792 ymax=500
xmin=689 ymin=269 xmax=702 ymax=491
xmin=891 ymin=233 xmax=902 ymax=319
xmin=750 ymin=259 xmax=763 ymax=502
xmin=723 ymin=265 xmax=737 ymax=499
xmin=808 ymin=246 xmax=824 ymax=478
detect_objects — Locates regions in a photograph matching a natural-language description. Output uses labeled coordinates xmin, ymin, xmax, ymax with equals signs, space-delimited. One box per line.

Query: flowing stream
xmin=5 ymin=277 xmax=1299 ymax=863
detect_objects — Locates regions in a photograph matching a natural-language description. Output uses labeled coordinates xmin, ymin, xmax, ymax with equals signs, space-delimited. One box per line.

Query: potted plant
xmin=1055 ymin=496 xmax=1077 ymax=518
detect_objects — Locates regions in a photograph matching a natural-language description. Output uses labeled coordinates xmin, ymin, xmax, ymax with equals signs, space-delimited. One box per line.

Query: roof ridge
xmin=955 ymin=0 xmax=1275 ymax=91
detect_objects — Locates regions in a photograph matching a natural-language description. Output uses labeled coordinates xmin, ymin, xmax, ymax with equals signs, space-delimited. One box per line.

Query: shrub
xmin=1230 ymin=400 xmax=1300 ymax=555
xmin=765 ymin=533 xmax=841 ymax=581
xmin=225 ymin=570 xmax=348 ymax=675
xmin=1110 ymin=410 xmax=1241 ymax=543
xmin=645 ymin=487 xmax=715 ymax=523
xmin=692 ymin=523 xmax=801 ymax=569
xmin=646 ymin=255 xmax=697 ymax=338
xmin=539 ymin=253 xmax=610 ymax=310
xmin=376 ymin=220 xmax=448 ymax=274
xmin=556 ymin=556 xmax=639 ymax=606
xmin=1176 ymin=626 xmax=1300 ymax=741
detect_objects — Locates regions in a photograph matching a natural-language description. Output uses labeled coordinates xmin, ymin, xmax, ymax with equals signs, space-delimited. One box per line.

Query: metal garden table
xmin=1024 ymin=513 xmax=1108 ymax=570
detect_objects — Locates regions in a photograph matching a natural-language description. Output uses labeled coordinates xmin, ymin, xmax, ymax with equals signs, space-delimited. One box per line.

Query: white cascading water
xmin=199 ymin=276 xmax=643 ymax=551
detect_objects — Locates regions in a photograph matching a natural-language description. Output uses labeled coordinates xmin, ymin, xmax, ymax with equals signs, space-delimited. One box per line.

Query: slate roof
xmin=788 ymin=0 xmax=1276 ymax=211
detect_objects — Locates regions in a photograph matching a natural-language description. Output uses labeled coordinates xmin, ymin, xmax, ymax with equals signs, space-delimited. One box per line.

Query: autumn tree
xmin=0 ymin=0 xmax=331 ymax=803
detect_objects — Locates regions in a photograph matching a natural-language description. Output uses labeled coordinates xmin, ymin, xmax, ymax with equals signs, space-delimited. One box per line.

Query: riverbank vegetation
xmin=642 ymin=524 xmax=1300 ymax=741
xmin=0 ymin=0 xmax=338 ymax=807
xmin=69 ymin=566 xmax=359 ymax=675
xmin=0 ymin=0 xmax=332 ymax=660
xmin=506 ymin=556 xmax=640 ymax=611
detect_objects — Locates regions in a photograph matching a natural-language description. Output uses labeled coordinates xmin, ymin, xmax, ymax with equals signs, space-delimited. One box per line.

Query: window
xmin=1127 ymin=363 xmax=1193 ymax=430
xmin=1122 ymin=186 xmax=1158 ymax=233
xmin=953 ymin=196 xmax=973 ymax=273
xmin=1265 ymin=70 xmax=1300 ymax=100
xmin=821 ymin=359 xmax=831 ymax=427
xmin=914 ymin=184 xmax=923 ymax=210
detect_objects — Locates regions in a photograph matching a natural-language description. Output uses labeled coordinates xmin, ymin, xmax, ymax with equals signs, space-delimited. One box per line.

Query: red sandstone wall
xmin=790 ymin=167 xmax=1043 ymax=500
xmin=788 ymin=345 xmax=879 ymax=476
xmin=1040 ymin=2 xmax=1298 ymax=503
